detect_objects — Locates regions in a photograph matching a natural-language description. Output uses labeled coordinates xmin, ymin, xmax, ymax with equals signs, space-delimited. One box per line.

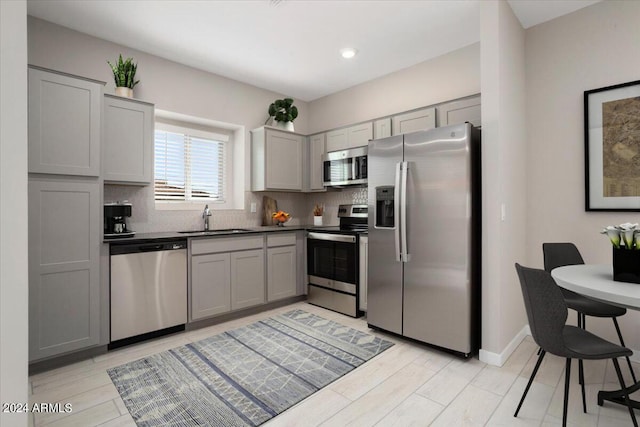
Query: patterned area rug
xmin=108 ymin=309 xmax=394 ymax=426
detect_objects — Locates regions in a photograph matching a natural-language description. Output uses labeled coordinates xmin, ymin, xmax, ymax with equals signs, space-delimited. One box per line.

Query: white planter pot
xmin=314 ymin=216 xmax=323 ymax=226
xmin=115 ymin=87 xmax=133 ymax=98
xmin=275 ymin=120 xmax=294 ymax=132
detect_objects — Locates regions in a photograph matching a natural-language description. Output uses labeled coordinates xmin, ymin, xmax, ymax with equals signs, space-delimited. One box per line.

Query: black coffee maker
xmin=104 ymin=202 xmax=134 ymax=238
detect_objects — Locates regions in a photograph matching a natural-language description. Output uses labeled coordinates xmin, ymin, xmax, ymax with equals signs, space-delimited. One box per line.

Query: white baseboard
xmin=479 ymin=325 xmax=531 ymax=367
xmin=479 ymin=325 xmax=640 ymax=367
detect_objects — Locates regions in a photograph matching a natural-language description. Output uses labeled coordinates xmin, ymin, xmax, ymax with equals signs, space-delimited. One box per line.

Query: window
xmin=154 ymin=122 xmax=229 ymax=205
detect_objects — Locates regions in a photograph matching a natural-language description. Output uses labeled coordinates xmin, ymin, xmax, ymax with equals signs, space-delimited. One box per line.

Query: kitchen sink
xmin=177 ymin=228 xmax=252 ymax=234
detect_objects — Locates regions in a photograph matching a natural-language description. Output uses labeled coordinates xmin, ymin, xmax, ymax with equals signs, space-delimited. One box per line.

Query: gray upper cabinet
xmin=252 ymin=127 xmax=303 ymax=191
xmin=374 ymin=118 xmax=392 ymax=139
xmin=325 ymin=128 xmax=348 ymax=152
xmin=28 ymin=67 xmax=103 ymax=176
xmin=308 ymin=133 xmax=326 ymax=191
xmin=28 ymin=177 xmax=101 ymax=361
xmin=391 ymin=107 xmax=436 ymax=136
xmin=103 ymin=95 xmax=154 ymax=184
xmin=437 ymin=96 xmax=481 ymax=128
xmin=326 ymin=122 xmax=373 ymax=152
xmin=346 ymin=122 xmax=373 ymax=148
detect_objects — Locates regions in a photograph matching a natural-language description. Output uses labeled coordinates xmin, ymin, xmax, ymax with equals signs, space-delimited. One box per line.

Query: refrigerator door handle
xmin=394 ymin=161 xmax=401 ymax=262
xmin=401 ymin=161 xmax=410 ymax=262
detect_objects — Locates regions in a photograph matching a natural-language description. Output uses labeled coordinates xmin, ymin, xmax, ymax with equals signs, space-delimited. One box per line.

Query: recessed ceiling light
xmin=340 ymin=48 xmax=358 ymax=59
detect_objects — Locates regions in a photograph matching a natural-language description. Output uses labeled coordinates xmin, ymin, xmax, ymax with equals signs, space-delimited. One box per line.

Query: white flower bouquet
xmin=601 ymin=223 xmax=640 ymax=250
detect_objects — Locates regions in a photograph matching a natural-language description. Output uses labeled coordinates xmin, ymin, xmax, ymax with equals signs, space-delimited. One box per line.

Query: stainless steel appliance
xmin=323 ymin=146 xmax=367 ymax=187
xmin=367 ymin=123 xmax=480 ymax=357
xmin=104 ymin=202 xmax=135 ymax=239
xmin=307 ymin=204 xmax=367 ymax=317
xmin=109 ymin=239 xmax=187 ymax=347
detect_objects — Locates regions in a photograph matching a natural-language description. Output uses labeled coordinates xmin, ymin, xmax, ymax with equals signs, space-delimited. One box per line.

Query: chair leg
xmin=578 ymin=359 xmax=587 ymax=413
xmin=612 ymin=358 xmax=638 ymax=427
xmin=577 ymin=311 xmax=582 ymax=328
xmin=612 ymin=317 xmax=638 ymax=383
xmin=514 ymin=350 xmax=546 ymax=417
xmin=563 ymin=358 xmax=571 ymax=427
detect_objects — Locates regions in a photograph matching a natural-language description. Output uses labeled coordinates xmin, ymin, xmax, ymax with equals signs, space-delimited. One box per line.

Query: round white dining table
xmin=551 ymin=264 xmax=640 ymax=310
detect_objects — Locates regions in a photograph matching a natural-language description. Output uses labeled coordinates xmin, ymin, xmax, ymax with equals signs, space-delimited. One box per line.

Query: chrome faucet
xmin=203 ymin=204 xmax=212 ymax=230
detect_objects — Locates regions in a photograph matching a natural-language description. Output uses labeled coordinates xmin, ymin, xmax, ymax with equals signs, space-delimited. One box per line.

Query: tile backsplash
xmin=104 ymin=184 xmax=368 ymax=233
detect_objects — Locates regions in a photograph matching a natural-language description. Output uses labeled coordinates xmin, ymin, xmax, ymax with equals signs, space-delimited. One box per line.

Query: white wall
xmin=27 ymin=17 xmax=312 ymax=231
xmin=28 ymin=17 xmax=309 ymax=137
xmin=308 ymin=44 xmax=480 ymax=133
xmin=478 ymin=0 xmax=528 ymax=366
xmin=1 ymin=1 xmax=29 ymax=426
xmin=28 ymin=16 xmax=309 ymax=200
xmin=526 ymin=1 xmax=640 ymax=350
xmin=307 ymin=17 xmax=528 ymax=365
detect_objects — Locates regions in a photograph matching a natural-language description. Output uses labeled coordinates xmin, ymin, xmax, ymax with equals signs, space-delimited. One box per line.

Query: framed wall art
xmin=584 ymin=80 xmax=640 ymax=211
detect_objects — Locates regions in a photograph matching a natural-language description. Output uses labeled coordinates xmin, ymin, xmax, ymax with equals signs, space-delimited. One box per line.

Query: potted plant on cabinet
xmin=266 ymin=98 xmax=298 ymax=132
xmin=107 ymin=54 xmax=140 ymax=98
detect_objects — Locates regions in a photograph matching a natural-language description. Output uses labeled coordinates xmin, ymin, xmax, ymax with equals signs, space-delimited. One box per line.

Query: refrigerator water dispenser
xmin=375 ymin=186 xmax=395 ymax=228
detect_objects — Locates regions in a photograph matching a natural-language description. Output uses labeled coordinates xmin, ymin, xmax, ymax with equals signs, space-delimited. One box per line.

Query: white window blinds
xmin=154 ymin=123 xmax=228 ymax=202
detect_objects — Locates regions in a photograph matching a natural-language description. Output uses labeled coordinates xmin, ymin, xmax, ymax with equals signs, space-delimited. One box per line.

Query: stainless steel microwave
xmin=323 ymin=146 xmax=367 ymax=187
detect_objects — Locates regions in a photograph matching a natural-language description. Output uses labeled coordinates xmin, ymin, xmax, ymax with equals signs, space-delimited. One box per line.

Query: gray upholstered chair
xmin=543 ymin=242 xmax=636 ymax=399
xmin=514 ymin=263 xmax=637 ymax=427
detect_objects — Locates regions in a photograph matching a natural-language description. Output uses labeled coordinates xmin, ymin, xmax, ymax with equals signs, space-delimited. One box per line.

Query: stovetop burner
xmin=308 ymin=204 xmax=368 ymax=234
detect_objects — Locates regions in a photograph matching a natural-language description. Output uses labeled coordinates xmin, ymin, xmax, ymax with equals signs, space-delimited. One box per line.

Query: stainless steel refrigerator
xmin=367 ymin=122 xmax=480 ymax=357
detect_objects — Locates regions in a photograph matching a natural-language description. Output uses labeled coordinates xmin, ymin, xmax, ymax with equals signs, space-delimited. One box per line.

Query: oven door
xmin=307 ymin=232 xmax=357 ymax=290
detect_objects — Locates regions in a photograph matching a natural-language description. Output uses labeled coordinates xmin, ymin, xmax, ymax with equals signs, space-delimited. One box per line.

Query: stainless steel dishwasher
xmin=109 ymin=239 xmax=187 ymax=347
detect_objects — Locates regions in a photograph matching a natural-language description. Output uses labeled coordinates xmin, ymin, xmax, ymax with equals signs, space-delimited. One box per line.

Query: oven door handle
xmin=307 ymin=232 xmax=356 ymax=243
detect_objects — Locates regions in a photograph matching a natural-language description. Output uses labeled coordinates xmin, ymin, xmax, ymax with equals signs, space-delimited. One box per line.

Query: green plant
xmin=107 ymin=54 xmax=139 ymax=89
xmin=267 ymin=98 xmax=298 ymax=123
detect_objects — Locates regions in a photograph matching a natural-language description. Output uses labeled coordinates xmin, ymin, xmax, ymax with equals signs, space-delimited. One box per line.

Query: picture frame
xmin=584 ymin=80 xmax=640 ymax=211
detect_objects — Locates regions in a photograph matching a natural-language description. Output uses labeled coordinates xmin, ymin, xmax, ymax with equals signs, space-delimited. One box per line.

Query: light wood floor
xmin=28 ymin=301 xmax=639 ymax=426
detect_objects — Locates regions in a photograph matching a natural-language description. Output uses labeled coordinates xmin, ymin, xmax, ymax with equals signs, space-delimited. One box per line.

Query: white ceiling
xmin=27 ymin=0 xmax=600 ymax=102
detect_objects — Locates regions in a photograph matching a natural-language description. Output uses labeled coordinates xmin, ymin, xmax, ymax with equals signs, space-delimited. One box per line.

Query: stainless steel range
xmin=306 ymin=204 xmax=367 ymax=317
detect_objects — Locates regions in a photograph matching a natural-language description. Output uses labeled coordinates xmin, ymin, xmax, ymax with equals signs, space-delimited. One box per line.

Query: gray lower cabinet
xmin=28 ymin=67 xmax=103 ymax=176
xmin=231 ymin=249 xmax=265 ymax=310
xmin=191 ymin=253 xmax=231 ymax=319
xmin=190 ymin=236 xmax=265 ymax=321
xmin=28 ymin=177 xmax=101 ymax=361
xmin=267 ymin=233 xmax=297 ymax=302
xmin=103 ymin=95 xmax=154 ymax=184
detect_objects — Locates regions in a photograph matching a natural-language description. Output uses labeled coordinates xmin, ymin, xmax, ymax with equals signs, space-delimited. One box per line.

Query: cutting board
xmin=262 ymin=196 xmax=277 ymax=226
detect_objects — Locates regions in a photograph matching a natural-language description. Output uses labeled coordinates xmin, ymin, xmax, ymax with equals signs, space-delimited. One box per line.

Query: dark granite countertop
xmin=104 ymin=225 xmax=311 ymax=244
